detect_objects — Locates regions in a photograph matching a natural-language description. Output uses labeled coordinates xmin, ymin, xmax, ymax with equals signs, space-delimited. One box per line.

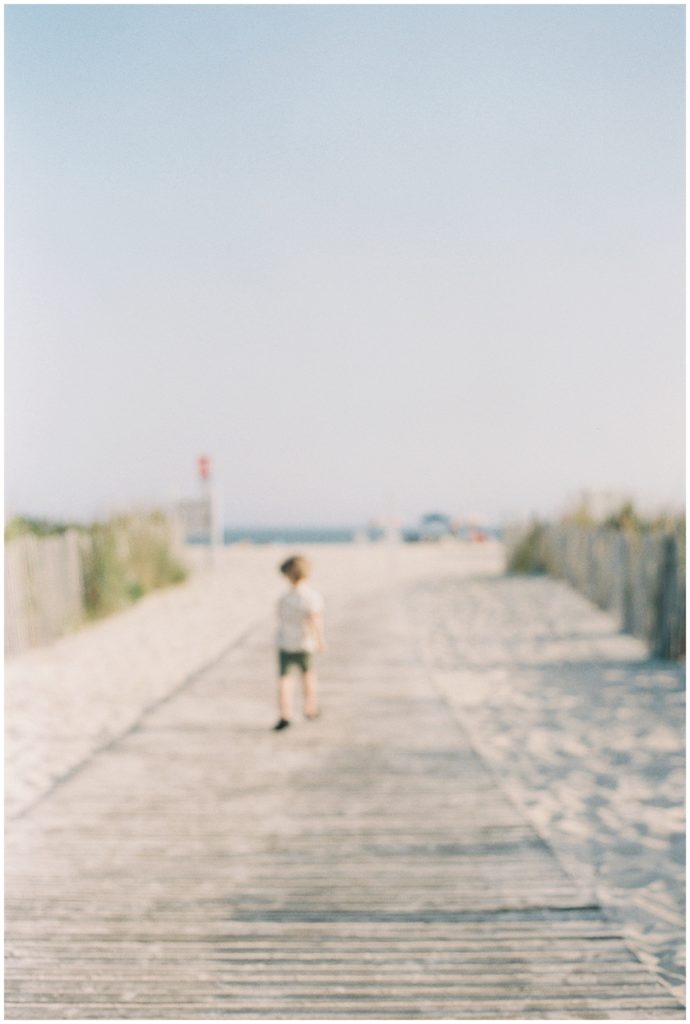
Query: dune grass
xmin=6 ymin=510 xmax=188 ymax=622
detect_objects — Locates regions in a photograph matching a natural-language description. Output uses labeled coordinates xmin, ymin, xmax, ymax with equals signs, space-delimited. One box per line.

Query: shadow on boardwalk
xmin=5 ymin=555 xmax=685 ymax=1019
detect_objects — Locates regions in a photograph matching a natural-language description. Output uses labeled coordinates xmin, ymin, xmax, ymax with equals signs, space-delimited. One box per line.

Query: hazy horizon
xmin=6 ymin=5 xmax=685 ymax=528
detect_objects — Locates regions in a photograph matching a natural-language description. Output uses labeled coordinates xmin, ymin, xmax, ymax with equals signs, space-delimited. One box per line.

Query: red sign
xmin=197 ymin=455 xmax=211 ymax=480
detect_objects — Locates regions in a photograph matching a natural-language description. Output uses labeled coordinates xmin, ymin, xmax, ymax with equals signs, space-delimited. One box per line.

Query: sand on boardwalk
xmin=5 ymin=540 xmax=684 ymax=1003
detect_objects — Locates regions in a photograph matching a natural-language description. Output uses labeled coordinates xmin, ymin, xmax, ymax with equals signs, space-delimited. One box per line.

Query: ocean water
xmin=222 ymin=527 xmax=357 ymax=545
xmin=186 ymin=525 xmax=503 ymax=545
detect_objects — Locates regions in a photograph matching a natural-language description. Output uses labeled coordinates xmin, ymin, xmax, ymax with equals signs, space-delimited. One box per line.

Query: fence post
xmin=652 ymin=534 xmax=678 ymax=659
xmin=621 ymin=531 xmax=636 ymax=635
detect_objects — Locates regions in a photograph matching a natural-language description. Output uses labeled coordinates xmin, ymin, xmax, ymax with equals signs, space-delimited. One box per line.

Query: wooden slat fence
xmin=5 ymin=514 xmax=187 ymax=659
xmin=5 ymin=532 xmax=84 ymax=659
xmin=507 ymin=524 xmax=685 ymax=660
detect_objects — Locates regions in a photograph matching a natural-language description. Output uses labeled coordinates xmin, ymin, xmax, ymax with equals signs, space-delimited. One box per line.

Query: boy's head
xmin=280 ymin=555 xmax=311 ymax=584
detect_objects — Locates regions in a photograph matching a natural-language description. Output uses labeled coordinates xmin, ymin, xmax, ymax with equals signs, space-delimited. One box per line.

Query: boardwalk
xmin=5 ymin=545 xmax=684 ymax=1018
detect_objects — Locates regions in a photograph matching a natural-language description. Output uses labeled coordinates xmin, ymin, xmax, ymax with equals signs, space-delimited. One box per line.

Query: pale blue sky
xmin=5 ymin=4 xmax=685 ymax=526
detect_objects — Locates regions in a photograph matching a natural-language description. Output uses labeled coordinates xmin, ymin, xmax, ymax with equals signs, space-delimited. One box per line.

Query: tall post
xmin=652 ymin=533 xmax=678 ymax=660
xmin=197 ymin=455 xmax=215 ymax=569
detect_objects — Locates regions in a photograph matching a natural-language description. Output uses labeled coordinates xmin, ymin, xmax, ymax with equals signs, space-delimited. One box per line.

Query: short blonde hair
xmin=279 ymin=555 xmax=311 ymax=583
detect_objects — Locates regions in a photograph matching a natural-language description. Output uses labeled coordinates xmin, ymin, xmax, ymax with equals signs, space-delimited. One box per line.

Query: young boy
xmin=273 ymin=555 xmax=325 ymax=731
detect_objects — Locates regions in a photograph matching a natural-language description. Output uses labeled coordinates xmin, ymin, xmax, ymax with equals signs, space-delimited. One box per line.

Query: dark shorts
xmin=278 ymin=649 xmax=313 ymax=675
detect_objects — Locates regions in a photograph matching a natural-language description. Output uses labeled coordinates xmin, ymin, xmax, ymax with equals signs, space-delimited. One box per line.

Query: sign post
xmin=176 ymin=455 xmax=222 ymax=565
xmin=197 ymin=455 xmax=211 ymax=482
xmin=197 ymin=455 xmax=218 ymax=567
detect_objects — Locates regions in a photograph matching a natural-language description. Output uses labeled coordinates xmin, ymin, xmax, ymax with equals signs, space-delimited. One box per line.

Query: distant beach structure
xmin=403 ymin=513 xmax=500 ymax=543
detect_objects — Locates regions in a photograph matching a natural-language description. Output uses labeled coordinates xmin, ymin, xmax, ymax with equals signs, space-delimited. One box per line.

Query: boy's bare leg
xmin=278 ymin=675 xmax=293 ymax=721
xmin=302 ymin=671 xmax=319 ymax=718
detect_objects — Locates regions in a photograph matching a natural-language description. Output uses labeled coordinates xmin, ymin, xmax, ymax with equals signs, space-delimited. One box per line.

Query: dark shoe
xmin=273 ymin=718 xmax=291 ymax=731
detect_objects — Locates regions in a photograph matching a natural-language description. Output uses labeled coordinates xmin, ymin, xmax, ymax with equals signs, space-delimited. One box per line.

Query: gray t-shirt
xmin=276 ymin=585 xmax=324 ymax=652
